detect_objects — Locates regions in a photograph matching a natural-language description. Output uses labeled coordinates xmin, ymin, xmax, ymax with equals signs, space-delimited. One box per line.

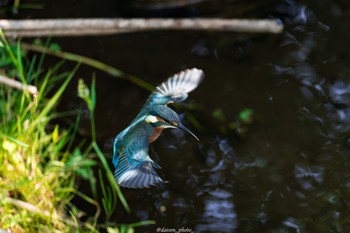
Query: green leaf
xmin=107 ymin=227 xmax=120 ymax=233
xmin=77 ymin=78 xmax=91 ymax=109
xmin=127 ymin=220 xmax=156 ymax=228
xmin=120 ymin=225 xmax=127 ymax=233
xmin=49 ymin=43 xmax=61 ymax=52
xmin=239 ymin=108 xmax=254 ymax=123
xmin=36 ymin=64 xmax=79 ymax=121
xmin=6 ymin=135 xmax=29 ymax=147
xmin=2 ymin=140 xmax=17 ymax=153
xmin=91 ymin=76 xmax=96 ymax=111
xmin=126 ymin=227 xmax=134 ymax=233
xmin=52 ymin=124 xmax=59 ymax=143
xmin=77 ymin=79 xmax=90 ymax=99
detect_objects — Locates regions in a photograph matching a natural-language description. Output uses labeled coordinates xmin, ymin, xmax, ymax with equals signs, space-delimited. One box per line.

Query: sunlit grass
xmin=0 ymin=33 xmax=86 ymax=231
xmin=0 ymin=31 xmax=155 ymax=232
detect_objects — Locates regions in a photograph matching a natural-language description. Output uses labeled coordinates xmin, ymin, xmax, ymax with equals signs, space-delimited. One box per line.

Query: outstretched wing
xmin=147 ymin=68 xmax=204 ymax=105
xmin=113 ymin=147 xmax=163 ymax=188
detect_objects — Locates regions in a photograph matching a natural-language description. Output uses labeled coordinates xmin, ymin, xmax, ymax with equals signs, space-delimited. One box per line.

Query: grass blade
xmin=92 ymin=142 xmax=130 ymax=213
xmin=22 ymin=43 xmax=154 ymax=91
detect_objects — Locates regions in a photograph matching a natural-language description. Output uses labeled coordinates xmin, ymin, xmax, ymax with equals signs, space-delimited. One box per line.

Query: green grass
xmin=0 ymin=32 xmax=154 ymax=232
xmin=0 ymin=35 xmax=85 ymax=232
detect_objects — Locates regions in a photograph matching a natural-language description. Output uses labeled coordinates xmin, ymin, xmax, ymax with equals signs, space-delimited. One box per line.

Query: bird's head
xmin=145 ymin=105 xmax=199 ymax=141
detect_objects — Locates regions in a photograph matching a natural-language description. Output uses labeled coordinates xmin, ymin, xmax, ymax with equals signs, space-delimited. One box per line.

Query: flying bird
xmin=113 ymin=68 xmax=204 ymax=188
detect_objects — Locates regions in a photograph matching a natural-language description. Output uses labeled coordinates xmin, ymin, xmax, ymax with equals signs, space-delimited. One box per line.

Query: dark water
xmin=11 ymin=0 xmax=350 ymax=232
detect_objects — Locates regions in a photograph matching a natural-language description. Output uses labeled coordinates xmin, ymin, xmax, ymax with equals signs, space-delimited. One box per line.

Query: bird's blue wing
xmin=113 ymin=118 xmax=163 ymax=188
xmin=113 ymin=145 xmax=162 ymax=188
xmin=147 ymin=68 xmax=204 ymax=105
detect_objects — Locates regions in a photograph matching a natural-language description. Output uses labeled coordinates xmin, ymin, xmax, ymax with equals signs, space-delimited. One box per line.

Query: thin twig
xmin=0 ymin=75 xmax=38 ymax=95
xmin=0 ymin=18 xmax=283 ymax=37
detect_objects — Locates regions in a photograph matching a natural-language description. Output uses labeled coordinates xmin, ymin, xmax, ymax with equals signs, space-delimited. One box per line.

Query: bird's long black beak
xmin=178 ymin=123 xmax=199 ymax=141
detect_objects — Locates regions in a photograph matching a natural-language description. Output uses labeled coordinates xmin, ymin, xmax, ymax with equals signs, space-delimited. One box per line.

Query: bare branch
xmin=0 ymin=75 xmax=38 ymax=95
xmin=0 ymin=18 xmax=283 ymax=37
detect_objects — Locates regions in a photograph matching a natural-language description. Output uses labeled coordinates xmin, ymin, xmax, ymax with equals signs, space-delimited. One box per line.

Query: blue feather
xmin=147 ymin=68 xmax=203 ymax=105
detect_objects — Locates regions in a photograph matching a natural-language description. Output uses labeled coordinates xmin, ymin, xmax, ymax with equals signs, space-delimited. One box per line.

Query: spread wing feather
xmin=114 ymin=147 xmax=162 ymax=188
xmin=147 ymin=68 xmax=204 ymax=105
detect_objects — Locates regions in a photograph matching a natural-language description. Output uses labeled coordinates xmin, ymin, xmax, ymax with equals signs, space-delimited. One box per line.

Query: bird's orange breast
xmin=149 ymin=127 xmax=164 ymax=143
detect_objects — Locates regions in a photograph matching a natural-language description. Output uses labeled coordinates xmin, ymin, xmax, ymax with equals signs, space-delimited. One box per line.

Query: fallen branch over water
xmin=0 ymin=75 xmax=38 ymax=95
xmin=0 ymin=18 xmax=283 ymax=37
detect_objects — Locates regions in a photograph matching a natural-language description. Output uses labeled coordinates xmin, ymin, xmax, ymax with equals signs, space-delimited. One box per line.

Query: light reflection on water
xmin=294 ymin=164 xmax=324 ymax=189
xmin=196 ymin=189 xmax=237 ymax=233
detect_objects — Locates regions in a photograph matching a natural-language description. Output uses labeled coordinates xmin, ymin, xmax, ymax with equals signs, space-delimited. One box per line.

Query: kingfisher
xmin=113 ymin=68 xmax=204 ymax=188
